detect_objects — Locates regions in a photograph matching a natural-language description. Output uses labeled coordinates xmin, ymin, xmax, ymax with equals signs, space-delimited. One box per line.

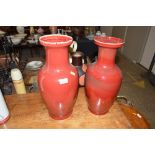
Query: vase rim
xmin=94 ymin=36 xmax=124 ymax=48
xmin=39 ymin=34 xmax=73 ymax=47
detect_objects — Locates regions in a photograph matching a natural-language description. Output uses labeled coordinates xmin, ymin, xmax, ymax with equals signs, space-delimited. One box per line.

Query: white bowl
xmin=7 ymin=35 xmax=14 ymax=38
xmin=11 ymin=38 xmax=22 ymax=45
xmin=0 ymin=30 xmax=6 ymax=35
xmin=0 ymin=30 xmax=6 ymax=37
xmin=14 ymin=33 xmax=27 ymax=39
xmin=86 ymin=34 xmax=94 ymax=40
xmin=27 ymin=39 xmax=36 ymax=44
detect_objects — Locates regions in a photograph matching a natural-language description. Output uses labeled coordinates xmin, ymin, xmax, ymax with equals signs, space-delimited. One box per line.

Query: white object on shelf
xmin=86 ymin=34 xmax=94 ymax=40
xmin=16 ymin=26 xmax=25 ymax=34
xmin=96 ymin=31 xmax=102 ymax=36
xmin=11 ymin=38 xmax=22 ymax=45
xmin=11 ymin=68 xmax=26 ymax=94
xmin=0 ymin=89 xmax=9 ymax=124
xmin=0 ymin=30 xmax=6 ymax=35
xmin=101 ymin=32 xmax=106 ymax=36
xmin=57 ymin=29 xmax=61 ymax=34
xmin=70 ymin=41 xmax=78 ymax=52
xmin=34 ymin=34 xmax=39 ymax=43
xmin=6 ymin=35 xmax=14 ymax=42
xmin=11 ymin=68 xmax=23 ymax=81
xmin=14 ymin=33 xmax=27 ymax=39
xmin=27 ymin=39 xmax=36 ymax=44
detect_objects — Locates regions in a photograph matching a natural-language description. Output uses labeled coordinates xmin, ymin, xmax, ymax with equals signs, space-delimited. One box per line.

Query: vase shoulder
xmin=86 ymin=63 xmax=122 ymax=81
xmin=39 ymin=65 xmax=78 ymax=87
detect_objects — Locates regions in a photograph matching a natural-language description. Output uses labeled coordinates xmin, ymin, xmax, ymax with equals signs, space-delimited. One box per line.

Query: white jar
xmin=101 ymin=32 xmax=106 ymax=36
xmin=11 ymin=68 xmax=26 ymax=94
xmin=96 ymin=31 xmax=102 ymax=36
xmin=0 ymin=89 xmax=9 ymax=125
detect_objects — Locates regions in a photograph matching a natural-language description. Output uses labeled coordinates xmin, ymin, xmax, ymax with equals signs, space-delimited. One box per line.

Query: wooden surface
xmin=119 ymin=103 xmax=150 ymax=129
xmin=0 ymin=88 xmax=149 ymax=129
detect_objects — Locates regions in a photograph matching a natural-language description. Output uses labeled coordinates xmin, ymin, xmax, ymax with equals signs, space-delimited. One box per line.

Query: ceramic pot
xmin=38 ymin=35 xmax=78 ymax=120
xmin=72 ymin=51 xmax=86 ymax=86
xmin=85 ymin=36 xmax=124 ymax=115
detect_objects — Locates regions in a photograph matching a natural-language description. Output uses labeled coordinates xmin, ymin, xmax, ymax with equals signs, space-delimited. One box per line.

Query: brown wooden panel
xmin=0 ymin=88 xmax=149 ymax=129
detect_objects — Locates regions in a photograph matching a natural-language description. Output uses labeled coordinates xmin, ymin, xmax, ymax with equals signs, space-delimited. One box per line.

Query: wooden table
xmin=0 ymin=88 xmax=149 ymax=129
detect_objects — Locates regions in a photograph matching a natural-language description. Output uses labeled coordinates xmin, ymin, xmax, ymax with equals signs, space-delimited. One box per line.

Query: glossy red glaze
xmin=38 ymin=35 xmax=78 ymax=120
xmin=85 ymin=36 xmax=124 ymax=115
xmin=0 ymin=114 xmax=10 ymax=125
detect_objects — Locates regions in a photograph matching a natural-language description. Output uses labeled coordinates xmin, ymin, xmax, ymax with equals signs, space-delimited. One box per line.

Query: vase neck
xmin=45 ymin=46 xmax=69 ymax=68
xmin=97 ymin=47 xmax=117 ymax=68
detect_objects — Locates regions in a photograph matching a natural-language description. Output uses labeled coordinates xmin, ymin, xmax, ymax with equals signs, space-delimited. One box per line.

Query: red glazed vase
xmin=85 ymin=36 xmax=124 ymax=115
xmin=38 ymin=35 xmax=78 ymax=120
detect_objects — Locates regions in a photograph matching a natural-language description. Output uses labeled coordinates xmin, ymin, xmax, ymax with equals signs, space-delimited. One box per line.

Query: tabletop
xmin=0 ymin=88 xmax=149 ymax=129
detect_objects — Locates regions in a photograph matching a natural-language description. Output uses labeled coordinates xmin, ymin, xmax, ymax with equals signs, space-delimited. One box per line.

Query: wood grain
xmin=0 ymin=88 xmax=149 ymax=129
xmin=119 ymin=103 xmax=150 ymax=129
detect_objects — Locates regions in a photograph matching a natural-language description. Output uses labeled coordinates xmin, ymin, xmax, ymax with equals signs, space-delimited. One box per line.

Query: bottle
xmin=57 ymin=29 xmax=61 ymax=34
xmin=11 ymin=68 xmax=26 ymax=94
xmin=30 ymin=26 xmax=35 ymax=35
xmin=72 ymin=52 xmax=86 ymax=86
xmin=0 ymin=89 xmax=9 ymax=125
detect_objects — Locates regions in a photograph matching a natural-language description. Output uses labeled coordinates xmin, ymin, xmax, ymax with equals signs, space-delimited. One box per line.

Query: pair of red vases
xmin=38 ymin=34 xmax=124 ymax=120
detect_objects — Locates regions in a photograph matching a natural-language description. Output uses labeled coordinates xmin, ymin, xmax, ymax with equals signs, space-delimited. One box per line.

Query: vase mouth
xmin=94 ymin=36 xmax=124 ymax=48
xmin=39 ymin=34 xmax=73 ymax=47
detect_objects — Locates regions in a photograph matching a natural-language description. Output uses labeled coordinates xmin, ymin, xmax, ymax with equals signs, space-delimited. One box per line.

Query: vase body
xmin=38 ymin=35 xmax=78 ymax=120
xmin=85 ymin=36 xmax=124 ymax=115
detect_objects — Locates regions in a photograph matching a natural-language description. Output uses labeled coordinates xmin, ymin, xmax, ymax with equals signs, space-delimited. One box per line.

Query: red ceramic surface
xmin=0 ymin=115 xmax=10 ymax=125
xmin=38 ymin=35 xmax=78 ymax=120
xmin=85 ymin=36 xmax=124 ymax=115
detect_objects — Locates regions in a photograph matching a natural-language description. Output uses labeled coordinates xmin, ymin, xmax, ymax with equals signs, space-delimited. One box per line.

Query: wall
xmin=112 ymin=26 xmax=155 ymax=74
xmin=140 ymin=27 xmax=155 ymax=74
xmin=100 ymin=26 xmax=113 ymax=36
xmin=112 ymin=26 xmax=128 ymax=53
xmin=112 ymin=26 xmax=127 ymax=39
xmin=119 ymin=26 xmax=150 ymax=63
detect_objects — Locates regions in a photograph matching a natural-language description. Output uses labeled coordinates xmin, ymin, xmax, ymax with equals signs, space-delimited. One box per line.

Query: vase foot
xmin=0 ymin=115 xmax=10 ymax=125
xmin=88 ymin=107 xmax=109 ymax=116
xmin=49 ymin=112 xmax=72 ymax=120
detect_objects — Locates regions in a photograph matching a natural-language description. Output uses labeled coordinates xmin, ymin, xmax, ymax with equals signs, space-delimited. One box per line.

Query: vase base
xmin=0 ymin=115 xmax=10 ymax=125
xmin=49 ymin=112 xmax=72 ymax=120
xmin=88 ymin=107 xmax=109 ymax=116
